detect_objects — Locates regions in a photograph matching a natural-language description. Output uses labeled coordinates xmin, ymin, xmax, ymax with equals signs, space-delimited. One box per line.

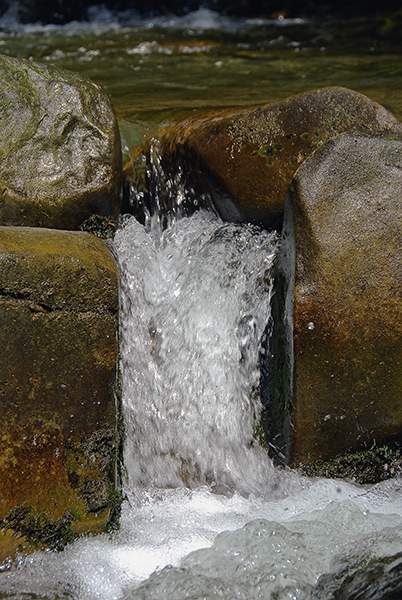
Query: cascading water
xmin=116 ymin=209 xmax=280 ymax=496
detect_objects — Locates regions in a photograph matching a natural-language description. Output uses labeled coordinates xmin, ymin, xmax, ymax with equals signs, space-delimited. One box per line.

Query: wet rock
xmin=263 ymin=132 xmax=402 ymax=464
xmin=312 ymin=552 xmax=402 ymax=600
xmin=0 ymin=226 xmax=119 ymax=561
xmin=298 ymin=445 xmax=402 ymax=484
xmin=154 ymin=87 xmax=402 ymax=227
xmin=0 ymin=54 xmax=122 ymax=230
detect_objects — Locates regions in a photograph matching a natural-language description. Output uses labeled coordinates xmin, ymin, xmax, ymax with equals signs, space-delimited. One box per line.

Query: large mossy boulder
xmin=0 ymin=54 xmax=122 ymax=230
xmin=0 ymin=226 xmax=119 ymax=560
xmin=153 ymin=87 xmax=402 ymax=227
xmin=263 ymin=132 xmax=402 ymax=464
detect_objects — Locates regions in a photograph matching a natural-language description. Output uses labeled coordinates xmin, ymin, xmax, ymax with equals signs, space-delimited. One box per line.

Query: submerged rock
xmin=0 ymin=226 xmax=119 ymax=560
xmin=152 ymin=87 xmax=402 ymax=227
xmin=0 ymin=55 xmax=122 ymax=230
xmin=264 ymin=132 xmax=402 ymax=464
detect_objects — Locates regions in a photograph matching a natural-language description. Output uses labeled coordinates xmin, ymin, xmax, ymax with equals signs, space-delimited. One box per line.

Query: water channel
xmin=1 ymin=7 xmax=402 ymax=599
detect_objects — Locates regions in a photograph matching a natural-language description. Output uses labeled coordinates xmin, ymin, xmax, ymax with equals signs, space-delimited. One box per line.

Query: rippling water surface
xmin=1 ymin=8 xmax=402 ymax=599
xmin=1 ymin=7 xmax=402 ymax=149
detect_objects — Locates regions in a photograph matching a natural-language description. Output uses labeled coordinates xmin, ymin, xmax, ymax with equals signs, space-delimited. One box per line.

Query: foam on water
xmin=0 ymin=6 xmax=242 ymax=34
xmin=2 ymin=479 xmax=402 ymax=599
xmin=0 ymin=5 xmax=306 ymax=36
xmin=126 ymin=495 xmax=402 ymax=600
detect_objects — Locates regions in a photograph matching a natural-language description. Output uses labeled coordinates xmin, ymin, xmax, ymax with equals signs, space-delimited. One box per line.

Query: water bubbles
xmin=114 ymin=211 xmax=278 ymax=494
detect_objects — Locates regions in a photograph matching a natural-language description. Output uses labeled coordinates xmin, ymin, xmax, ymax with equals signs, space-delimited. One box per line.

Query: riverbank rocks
xmin=0 ymin=54 xmax=122 ymax=230
xmin=151 ymin=87 xmax=402 ymax=227
xmin=0 ymin=226 xmax=119 ymax=560
xmin=263 ymin=132 xmax=402 ymax=464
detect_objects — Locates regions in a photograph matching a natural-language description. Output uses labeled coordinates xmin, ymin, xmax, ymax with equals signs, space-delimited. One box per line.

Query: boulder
xmin=0 ymin=226 xmax=119 ymax=559
xmin=263 ymin=132 xmax=402 ymax=464
xmin=154 ymin=87 xmax=402 ymax=227
xmin=0 ymin=55 xmax=122 ymax=230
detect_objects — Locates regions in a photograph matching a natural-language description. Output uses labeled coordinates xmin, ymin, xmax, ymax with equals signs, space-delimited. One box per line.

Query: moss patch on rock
xmin=0 ymin=506 xmax=79 ymax=552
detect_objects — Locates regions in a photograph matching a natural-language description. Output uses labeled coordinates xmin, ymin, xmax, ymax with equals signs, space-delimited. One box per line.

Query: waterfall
xmin=114 ymin=209 xmax=280 ymax=497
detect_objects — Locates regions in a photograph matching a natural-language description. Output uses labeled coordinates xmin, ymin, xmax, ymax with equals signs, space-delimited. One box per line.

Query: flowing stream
xmin=1 ymin=7 xmax=402 ymax=599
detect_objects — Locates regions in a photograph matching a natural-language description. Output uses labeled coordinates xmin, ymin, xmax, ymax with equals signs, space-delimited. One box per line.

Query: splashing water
xmin=115 ymin=210 xmax=279 ymax=496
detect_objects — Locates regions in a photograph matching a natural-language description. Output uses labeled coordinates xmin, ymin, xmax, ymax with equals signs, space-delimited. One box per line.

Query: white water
xmin=117 ymin=211 xmax=279 ymax=495
xmin=1 ymin=210 xmax=402 ymax=599
xmin=0 ymin=5 xmax=306 ymax=34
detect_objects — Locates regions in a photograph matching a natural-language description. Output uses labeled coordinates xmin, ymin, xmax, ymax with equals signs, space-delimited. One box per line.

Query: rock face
xmin=263 ymin=133 xmax=402 ymax=464
xmin=156 ymin=87 xmax=402 ymax=227
xmin=0 ymin=226 xmax=119 ymax=557
xmin=0 ymin=55 xmax=122 ymax=230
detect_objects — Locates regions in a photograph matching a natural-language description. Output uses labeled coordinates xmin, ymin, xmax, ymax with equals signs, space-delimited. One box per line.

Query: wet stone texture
xmin=153 ymin=87 xmax=402 ymax=227
xmin=265 ymin=133 xmax=402 ymax=464
xmin=0 ymin=226 xmax=119 ymax=559
xmin=0 ymin=54 xmax=122 ymax=230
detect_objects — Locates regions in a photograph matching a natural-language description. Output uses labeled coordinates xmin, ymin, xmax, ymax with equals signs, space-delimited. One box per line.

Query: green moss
xmin=105 ymin=369 xmax=125 ymax=533
xmin=106 ymin=489 xmax=123 ymax=532
xmin=0 ymin=505 xmax=79 ymax=551
xmin=296 ymin=445 xmax=402 ymax=484
xmin=252 ymin=143 xmax=283 ymax=166
xmin=252 ymin=424 xmax=268 ymax=449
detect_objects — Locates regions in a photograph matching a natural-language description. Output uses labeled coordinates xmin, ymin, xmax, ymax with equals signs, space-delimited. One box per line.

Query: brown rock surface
xmin=155 ymin=87 xmax=402 ymax=227
xmin=264 ymin=132 xmax=402 ymax=464
xmin=0 ymin=226 xmax=119 ymax=559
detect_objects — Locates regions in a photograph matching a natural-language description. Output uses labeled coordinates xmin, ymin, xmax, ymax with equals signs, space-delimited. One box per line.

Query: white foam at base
xmin=2 ymin=478 xmax=402 ymax=599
